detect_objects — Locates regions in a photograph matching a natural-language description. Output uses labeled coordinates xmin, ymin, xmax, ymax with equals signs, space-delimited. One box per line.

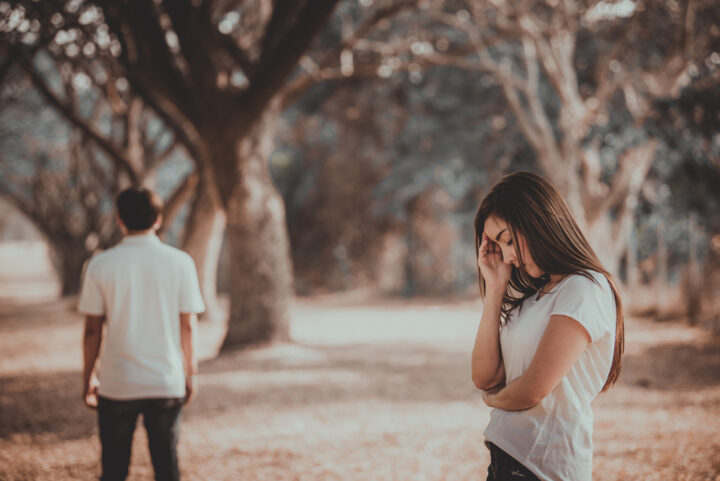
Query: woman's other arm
xmin=472 ymin=234 xmax=510 ymax=390
xmin=483 ymin=314 xmax=591 ymax=411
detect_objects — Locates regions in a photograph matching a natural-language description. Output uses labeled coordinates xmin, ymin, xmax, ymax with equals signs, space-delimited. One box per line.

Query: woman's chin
xmin=512 ymin=264 xmax=544 ymax=280
xmin=527 ymin=268 xmax=545 ymax=279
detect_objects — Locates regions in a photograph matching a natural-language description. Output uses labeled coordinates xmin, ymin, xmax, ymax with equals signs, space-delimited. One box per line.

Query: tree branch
xmin=586 ymin=140 xmax=658 ymax=225
xmin=231 ymin=0 xmax=341 ymax=135
xmin=0 ymin=49 xmax=16 ymax=86
xmin=214 ymin=30 xmax=255 ymax=78
xmin=279 ymin=0 xmax=417 ymax=106
xmin=258 ymin=0 xmax=306 ymax=64
xmin=159 ymin=171 xmax=199 ymax=235
xmin=98 ymin=0 xmax=196 ymax=120
xmin=18 ymin=56 xmax=140 ymax=185
xmin=163 ymin=0 xmax=219 ymax=92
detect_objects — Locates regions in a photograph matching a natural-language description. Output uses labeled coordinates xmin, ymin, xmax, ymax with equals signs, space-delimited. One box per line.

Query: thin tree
xmin=0 ymin=67 xmax=194 ymax=294
xmin=1 ymin=0 xmax=344 ymax=347
xmin=2 ymin=0 xmax=438 ymax=348
xmin=427 ymin=0 xmax=715 ymax=273
xmin=0 ymin=4 xmax=226 ymax=315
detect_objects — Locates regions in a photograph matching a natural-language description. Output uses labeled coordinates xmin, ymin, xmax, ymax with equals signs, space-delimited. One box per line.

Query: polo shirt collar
xmin=121 ymin=232 xmax=160 ymax=244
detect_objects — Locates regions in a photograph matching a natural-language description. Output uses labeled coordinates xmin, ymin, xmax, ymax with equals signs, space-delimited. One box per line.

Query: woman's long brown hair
xmin=474 ymin=171 xmax=624 ymax=392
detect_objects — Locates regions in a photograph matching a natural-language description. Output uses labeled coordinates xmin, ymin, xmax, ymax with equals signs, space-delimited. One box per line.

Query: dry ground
xmin=1 ymin=298 xmax=719 ymax=481
xmin=0 ymin=244 xmax=719 ymax=480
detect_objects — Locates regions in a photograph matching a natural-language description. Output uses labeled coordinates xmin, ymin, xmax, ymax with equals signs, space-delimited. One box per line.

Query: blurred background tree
xmin=1 ymin=0 xmax=344 ymax=349
xmin=1 ymin=0 xmax=719 ymax=347
xmin=0 ymin=50 xmax=197 ymax=295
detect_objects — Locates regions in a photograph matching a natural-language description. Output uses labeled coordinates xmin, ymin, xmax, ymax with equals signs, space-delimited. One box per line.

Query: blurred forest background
xmin=2 ymin=2 xmax=720 ymax=480
xmin=1 ymin=0 xmax=719 ymax=347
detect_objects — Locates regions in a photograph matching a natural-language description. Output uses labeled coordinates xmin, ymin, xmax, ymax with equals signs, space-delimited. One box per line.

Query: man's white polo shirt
xmin=78 ymin=233 xmax=205 ymax=400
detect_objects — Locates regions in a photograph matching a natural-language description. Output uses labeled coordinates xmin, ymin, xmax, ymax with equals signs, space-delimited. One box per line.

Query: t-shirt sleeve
xmin=179 ymin=254 xmax=206 ymax=314
xmin=77 ymin=258 xmax=105 ymax=316
xmin=550 ymin=274 xmax=615 ymax=343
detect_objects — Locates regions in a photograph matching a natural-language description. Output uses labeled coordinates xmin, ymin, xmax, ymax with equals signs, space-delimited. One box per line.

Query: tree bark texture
xmin=51 ymin=242 xmax=90 ymax=296
xmin=218 ymin=105 xmax=293 ymax=349
xmin=182 ymin=180 xmax=226 ymax=322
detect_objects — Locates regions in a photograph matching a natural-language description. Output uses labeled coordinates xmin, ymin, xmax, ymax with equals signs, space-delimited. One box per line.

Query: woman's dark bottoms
xmin=485 ymin=441 xmax=542 ymax=481
xmin=97 ymin=396 xmax=184 ymax=481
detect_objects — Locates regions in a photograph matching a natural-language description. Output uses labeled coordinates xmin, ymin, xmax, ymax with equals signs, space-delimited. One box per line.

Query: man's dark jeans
xmin=97 ymin=396 xmax=183 ymax=481
xmin=485 ymin=441 xmax=541 ymax=481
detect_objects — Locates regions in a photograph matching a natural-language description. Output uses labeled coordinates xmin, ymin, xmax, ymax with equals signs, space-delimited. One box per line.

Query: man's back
xmin=80 ymin=187 xmax=202 ymax=481
xmin=79 ymin=233 xmax=205 ymax=400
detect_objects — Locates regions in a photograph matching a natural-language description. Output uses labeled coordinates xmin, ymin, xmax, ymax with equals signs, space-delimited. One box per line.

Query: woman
xmin=472 ymin=172 xmax=623 ymax=481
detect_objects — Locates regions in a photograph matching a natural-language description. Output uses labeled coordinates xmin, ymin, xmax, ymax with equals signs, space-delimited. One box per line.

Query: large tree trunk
xmin=51 ymin=242 xmax=90 ymax=296
xmin=182 ymin=180 xmax=226 ymax=322
xmin=217 ymin=107 xmax=293 ymax=349
xmin=403 ymin=197 xmax=418 ymax=297
xmin=656 ymin=218 xmax=668 ymax=316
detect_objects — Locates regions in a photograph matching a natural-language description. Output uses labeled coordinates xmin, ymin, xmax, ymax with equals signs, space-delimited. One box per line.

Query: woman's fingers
xmin=483 ymin=235 xmax=495 ymax=253
xmin=479 ymin=236 xmax=503 ymax=271
xmin=495 ymin=241 xmax=503 ymax=259
xmin=479 ymin=236 xmax=492 ymax=259
xmin=478 ymin=239 xmax=487 ymax=268
xmin=479 ymin=235 xmax=487 ymax=256
xmin=485 ymin=236 xmax=499 ymax=256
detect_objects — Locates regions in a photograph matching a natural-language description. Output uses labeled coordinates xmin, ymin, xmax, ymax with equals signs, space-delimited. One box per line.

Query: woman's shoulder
xmin=557 ymin=270 xmax=612 ymax=297
xmin=552 ymin=270 xmax=617 ymax=341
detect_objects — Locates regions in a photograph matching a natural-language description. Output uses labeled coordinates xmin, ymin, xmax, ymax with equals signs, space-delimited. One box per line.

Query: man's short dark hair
xmin=116 ymin=187 xmax=164 ymax=231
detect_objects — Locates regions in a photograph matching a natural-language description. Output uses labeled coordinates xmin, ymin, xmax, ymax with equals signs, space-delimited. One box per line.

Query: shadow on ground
xmin=0 ymin=369 xmax=97 ymax=441
xmin=3 ymin=325 xmax=719 ymax=444
xmin=620 ymin=338 xmax=720 ymax=390
xmin=0 ymin=342 xmax=477 ymax=440
xmin=192 ymin=342 xmax=478 ymax=414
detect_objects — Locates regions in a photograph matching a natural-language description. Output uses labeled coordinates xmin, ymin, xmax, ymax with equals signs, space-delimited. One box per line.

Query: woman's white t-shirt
xmin=483 ymin=270 xmax=617 ymax=481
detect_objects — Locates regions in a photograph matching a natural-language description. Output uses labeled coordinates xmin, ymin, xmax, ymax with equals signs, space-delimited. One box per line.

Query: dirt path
xmin=1 ymin=298 xmax=719 ymax=481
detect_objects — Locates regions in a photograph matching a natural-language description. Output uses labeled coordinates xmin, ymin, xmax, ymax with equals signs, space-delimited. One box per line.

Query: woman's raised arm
xmin=471 ymin=291 xmax=506 ymax=390
xmin=472 ymin=234 xmax=511 ymax=390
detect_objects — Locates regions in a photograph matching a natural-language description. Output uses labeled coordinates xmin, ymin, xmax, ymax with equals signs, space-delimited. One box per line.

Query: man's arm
xmin=82 ymin=314 xmax=105 ymax=408
xmin=180 ymin=312 xmax=198 ymax=403
xmin=484 ymin=314 xmax=591 ymax=411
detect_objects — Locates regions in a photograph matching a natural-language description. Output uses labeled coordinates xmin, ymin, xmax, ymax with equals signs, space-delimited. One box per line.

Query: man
xmin=79 ymin=187 xmax=205 ymax=481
